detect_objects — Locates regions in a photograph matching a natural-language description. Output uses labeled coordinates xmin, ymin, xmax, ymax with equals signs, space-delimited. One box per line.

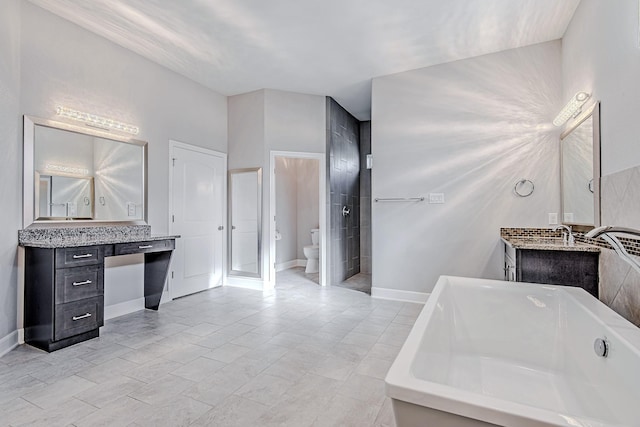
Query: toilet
xmin=303 ymin=229 xmax=320 ymax=273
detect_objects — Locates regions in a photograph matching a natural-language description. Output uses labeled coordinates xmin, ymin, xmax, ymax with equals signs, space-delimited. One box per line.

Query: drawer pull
xmin=138 ymin=245 xmax=153 ymax=249
xmin=72 ymin=254 xmax=93 ymax=259
xmin=72 ymin=313 xmax=92 ymax=321
xmin=72 ymin=280 xmax=93 ymax=286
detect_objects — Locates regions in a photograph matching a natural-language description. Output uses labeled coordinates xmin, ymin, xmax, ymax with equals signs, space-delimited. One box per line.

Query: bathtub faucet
xmin=586 ymin=226 xmax=640 ymax=274
xmin=586 ymin=225 xmax=640 ymax=239
xmin=553 ymin=224 xmax=574 ymax=246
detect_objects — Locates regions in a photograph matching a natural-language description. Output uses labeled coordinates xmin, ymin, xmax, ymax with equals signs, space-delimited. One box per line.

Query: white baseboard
xmin=104 ymin=298 xmax=145 ymax=321
xmin=226 ymin=276 xmax=265 ymax=291
xmin=275 ymin=259 xmax=306 ymax=272
xmin=0 ymin=330 xmax=19 ymax=358
xmin=371 ymin=287 xmax=429 ymax=304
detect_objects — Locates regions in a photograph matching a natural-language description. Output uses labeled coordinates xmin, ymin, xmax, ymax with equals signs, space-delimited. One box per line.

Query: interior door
xmin=170 ymin=143 xmax=226 ymax=298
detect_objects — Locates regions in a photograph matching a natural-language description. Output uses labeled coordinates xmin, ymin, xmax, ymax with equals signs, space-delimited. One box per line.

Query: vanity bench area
xmin=19 ymin=225 xmax=178 ymax=352
xmin=501 ymin=228 xmax=600 ymax=298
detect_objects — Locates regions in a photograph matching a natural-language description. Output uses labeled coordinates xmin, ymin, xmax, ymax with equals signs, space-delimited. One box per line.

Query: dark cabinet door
xmin=516 ymin=249 xmax=599 ymax=298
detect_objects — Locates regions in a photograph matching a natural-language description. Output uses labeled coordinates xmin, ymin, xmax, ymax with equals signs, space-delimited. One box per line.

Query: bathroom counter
xmin=501 ymin=236 xmax=600 ymax=252
xmin=21 ymin=225 xmax=178 ymax=352
xmin=18 ymin=225 xmax=179 ymax=248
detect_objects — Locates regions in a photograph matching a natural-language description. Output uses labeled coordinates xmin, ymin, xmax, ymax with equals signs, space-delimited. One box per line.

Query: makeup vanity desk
xmin=19 ymin=226 xmax=178 ymax=352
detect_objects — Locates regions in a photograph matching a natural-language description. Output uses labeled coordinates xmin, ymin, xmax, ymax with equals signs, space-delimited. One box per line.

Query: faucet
xmin=586 ymin=226 xmax=640 ymax=274
xmin=553 ymin=224 xmax=575 ymax=246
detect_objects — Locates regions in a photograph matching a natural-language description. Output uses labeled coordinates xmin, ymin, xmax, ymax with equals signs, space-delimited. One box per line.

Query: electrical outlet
xmin=548 ymin=213 xmax=558 ymax=225
xmin=67 ymin=202 xmax=77 ymax=217
xmin=428 ymin=193 xmax=445 ymax=204
xmin=564 ymin=212 xmax=574 ymax=223
xmin=127 ymin=203 xmax=136 ymax=217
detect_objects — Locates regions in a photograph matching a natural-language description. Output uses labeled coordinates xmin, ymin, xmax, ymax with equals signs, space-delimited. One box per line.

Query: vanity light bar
xmin=56 ymin=106 xmax=140 ymax=135
xmin=553 ymin=92 xmax=591 ymax=127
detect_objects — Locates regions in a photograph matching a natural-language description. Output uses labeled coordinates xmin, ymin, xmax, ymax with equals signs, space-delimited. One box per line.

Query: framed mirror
xmin=228 ymin=168 xmax=262 ymax=278
xmin=24 ymin=116 xmax=147 ymax=225
xmin=560 ymin=102 xmax=601 ymax=229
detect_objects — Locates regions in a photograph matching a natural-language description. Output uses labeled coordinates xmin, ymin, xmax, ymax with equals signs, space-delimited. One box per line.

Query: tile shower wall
xmin=360 ymin=121 xmax=372 ymax=274
xmin=327 ymin=97 xmax=360 ymax=284
xmin=599 ymin=165 xmax=640 ymax=326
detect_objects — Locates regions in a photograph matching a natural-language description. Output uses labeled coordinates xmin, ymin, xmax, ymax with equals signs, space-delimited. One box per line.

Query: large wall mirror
xmin=228 ymin=168 xmax=262 ymax=278
xmin=560 ymin=102 xmax=601 ymax=229
xmin=24 ymin=116 xmax=147 ymax=225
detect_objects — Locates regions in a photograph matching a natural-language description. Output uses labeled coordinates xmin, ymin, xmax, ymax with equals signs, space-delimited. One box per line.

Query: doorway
xmin=169 ymin=141 xmax=226 ymax=299
xmin=269 ymin=151 xmax=327 ymax=288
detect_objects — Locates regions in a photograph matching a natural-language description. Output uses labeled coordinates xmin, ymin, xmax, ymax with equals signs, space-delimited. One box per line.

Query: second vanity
xmin=501 ymin=228 xmax=600 ymax=298
xmin=20 ymin=225 xmax=178 ymax=352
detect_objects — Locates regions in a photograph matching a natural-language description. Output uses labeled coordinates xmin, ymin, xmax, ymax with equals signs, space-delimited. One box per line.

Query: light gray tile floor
xmin=0 ymin=267 xmax=421 ymax=426
xmin=337 ymin=272 xmax=372 ymax=295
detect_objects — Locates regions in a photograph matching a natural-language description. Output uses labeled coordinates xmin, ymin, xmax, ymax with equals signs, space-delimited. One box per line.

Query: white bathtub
xmin=385 ymin=276 xmax=640 ymax=427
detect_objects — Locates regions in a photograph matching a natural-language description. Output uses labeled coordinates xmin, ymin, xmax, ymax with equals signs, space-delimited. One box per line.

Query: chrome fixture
xmin=514 ymin=179 xmax=534 ymax=197
xmin=586 ymin=226 xmax=640 ymax=274
xmin=342 ymin=206 xmax=351 ymax=217
xmin=593 ymin=337 xmax=609 ymax=358
xmin=553 ymin=92 xmax=591 ymax=127
xmin=553 ymin=224 xmax=575 ymax=246
xmin=374 ymin=197 xmax=425 ymax=202
xmin=56 ymin=106 xmax=140 ymax=135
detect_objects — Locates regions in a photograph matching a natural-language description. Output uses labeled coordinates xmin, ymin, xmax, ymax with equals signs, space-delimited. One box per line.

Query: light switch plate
xmin=428 ymin=193 xmax=445 ymax=204
xmin=548 ymin=213 xmax=558 ymax=225
xmin=127 ymin=203 xmax=136 ymax=217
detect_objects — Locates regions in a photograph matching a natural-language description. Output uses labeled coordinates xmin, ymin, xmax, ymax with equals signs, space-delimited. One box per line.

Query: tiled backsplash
xmin=501 ymin=227 xmax=640 ymax=257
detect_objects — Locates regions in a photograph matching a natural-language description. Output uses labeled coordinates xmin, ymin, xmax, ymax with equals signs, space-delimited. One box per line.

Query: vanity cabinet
xmin=25 ymin=245 xmax=107 ymax=352
xmin=22 ymin=236 xmax=176 ymax=352
xmin=504 ymin=243 xmax=599 ymax=298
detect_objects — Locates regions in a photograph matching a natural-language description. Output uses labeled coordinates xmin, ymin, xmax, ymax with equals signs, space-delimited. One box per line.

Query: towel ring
xmin=514 ymin=179 xmax=534 ymax=197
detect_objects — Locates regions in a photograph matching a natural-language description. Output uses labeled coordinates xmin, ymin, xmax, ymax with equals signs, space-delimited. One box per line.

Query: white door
xmin=170 ymin=142 xmax=226 ymax=299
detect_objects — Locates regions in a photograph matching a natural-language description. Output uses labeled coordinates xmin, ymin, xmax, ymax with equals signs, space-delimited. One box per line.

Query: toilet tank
xmin=311 ymin=229 xmax=320 ymax=245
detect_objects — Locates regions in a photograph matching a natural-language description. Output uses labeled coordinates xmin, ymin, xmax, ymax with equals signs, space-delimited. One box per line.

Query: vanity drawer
xmin=55 ymin=246 xmax=105 ymax=268
xmin=54 ymin=297 xmax=103 ymax=341
xmin=115 ymin=239 xmax=175 ymax=255
xmin=55 ymin=265 xmax=104 ymax=304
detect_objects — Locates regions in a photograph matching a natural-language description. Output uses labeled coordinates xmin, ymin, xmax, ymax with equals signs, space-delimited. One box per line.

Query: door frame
xmin=269 ymin=150 xmax=327 ymax=288
xmin=168 ymin=140 xmax=228 ymax=300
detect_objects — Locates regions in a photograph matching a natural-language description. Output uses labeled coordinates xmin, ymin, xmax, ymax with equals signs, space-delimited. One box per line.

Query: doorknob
xmin=218 ymin=226 xmax=224 ymax=231
xmin=342 ymin=206 xmax=350 ymax=217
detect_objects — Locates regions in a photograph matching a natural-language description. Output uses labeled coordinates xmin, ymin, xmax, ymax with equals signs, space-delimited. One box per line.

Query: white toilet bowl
xmin=303 ymin=229 xmax=320 ymax=273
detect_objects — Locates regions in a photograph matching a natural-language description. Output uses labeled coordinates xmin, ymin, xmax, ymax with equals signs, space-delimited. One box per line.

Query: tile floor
xmin=337 ymin=273 xmax=372 ymax=295
xmin=0 ymin=267 xmax=422 ymax=426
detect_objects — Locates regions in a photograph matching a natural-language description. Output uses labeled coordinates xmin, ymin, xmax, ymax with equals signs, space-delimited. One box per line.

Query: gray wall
xmin=2 ymin=2 xmax=228 ymax=350
xmin=326 ymin=97 xmax=361 ymax=284
xmin=371 ymin=41 xmax=563 ymax=296
xmin=228 ymin=89 xmax=326 ymax=287
xmin=359 ymin=121 xmax=372 ymax=274
xmin=0 ymin=0 xmax=22 ymax=349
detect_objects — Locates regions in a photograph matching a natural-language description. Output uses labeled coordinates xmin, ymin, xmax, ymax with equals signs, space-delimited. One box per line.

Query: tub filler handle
xmin=594 ymin=337 xmax=609 ymax=358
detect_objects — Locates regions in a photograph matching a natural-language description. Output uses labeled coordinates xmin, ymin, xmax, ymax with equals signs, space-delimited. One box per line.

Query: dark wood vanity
xmin=502 ymin=232 xmax=600 ymax=298
xmin=21 ymin=230 xmax=176 ymax=352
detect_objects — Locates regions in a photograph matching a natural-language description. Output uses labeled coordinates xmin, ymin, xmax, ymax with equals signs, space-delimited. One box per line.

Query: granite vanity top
xmin=18 ymin=225 xmax=179 ymax=248
xmin=501 ymin=236 xmax=600 ymax=252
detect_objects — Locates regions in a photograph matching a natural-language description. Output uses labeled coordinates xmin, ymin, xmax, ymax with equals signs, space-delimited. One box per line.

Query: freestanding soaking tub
xmin=385 ymin=276 xmax=640 ymax=427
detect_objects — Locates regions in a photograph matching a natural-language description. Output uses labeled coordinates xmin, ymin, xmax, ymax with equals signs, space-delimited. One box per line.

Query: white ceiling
xmin=28 ymin=0 xmax=580 ymax=120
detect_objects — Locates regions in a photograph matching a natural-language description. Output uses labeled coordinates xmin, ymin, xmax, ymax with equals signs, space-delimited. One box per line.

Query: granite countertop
xmin=20 ymin=234 xmax=180 ymax=249
xmin=18 ymin=225 xmax=179 ymax=248
xmin=501 ymin=236 xmax=600 ymax=252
